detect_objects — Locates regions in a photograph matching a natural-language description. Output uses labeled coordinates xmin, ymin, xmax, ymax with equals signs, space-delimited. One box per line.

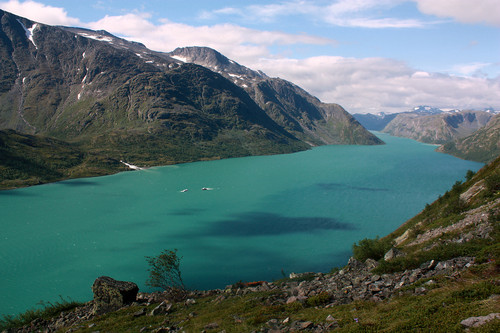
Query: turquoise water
xmin=0 ymin=133 xmax=483 ymax=316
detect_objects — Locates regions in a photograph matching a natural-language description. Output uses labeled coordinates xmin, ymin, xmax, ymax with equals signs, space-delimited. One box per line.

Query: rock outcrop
xmin=91 ymin=276 xmax=139 ymax=315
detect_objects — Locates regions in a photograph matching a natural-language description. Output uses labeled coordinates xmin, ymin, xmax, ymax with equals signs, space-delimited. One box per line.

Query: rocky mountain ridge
xmin=438 ymin=113 xmax=500 ymax=163
xmin=0 ymin=9 xmax=381 ymax=190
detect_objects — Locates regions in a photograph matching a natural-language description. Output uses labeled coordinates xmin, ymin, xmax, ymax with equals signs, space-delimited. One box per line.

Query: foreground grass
xmin=48 ymin=263 xmax=499 ymax=333
xmin=0 ymin=297 xmax=83 ymax=331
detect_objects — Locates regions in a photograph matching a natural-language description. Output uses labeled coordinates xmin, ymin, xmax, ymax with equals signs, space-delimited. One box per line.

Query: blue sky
xmin=1 ymin=0 xmax=499 ymax=113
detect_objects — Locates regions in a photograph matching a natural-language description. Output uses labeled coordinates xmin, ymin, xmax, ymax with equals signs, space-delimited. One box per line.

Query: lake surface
xmin=0 ymin=133 xmax=483 ymax=316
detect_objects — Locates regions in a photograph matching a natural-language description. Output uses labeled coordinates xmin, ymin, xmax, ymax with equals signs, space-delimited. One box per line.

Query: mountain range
xmin=0 ymin=9 xmax=381 ymax=188
xmin=382 ymin=110 xmax=493 ymax=144
xmin=438 ymin=113 xmax=500 ymax=163
xmin=354 ymin=107 xmax=499 ymax=163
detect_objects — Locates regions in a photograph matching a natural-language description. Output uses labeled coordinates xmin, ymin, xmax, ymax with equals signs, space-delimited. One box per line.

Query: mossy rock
xmin=91 ymin=276 xmax=139 ymax=315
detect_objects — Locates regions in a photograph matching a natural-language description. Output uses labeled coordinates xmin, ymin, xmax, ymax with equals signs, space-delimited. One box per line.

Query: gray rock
xmin=185 ymin=298 xmax=196 ymax=306
xmin=133 ymin=308 xmax=146 ymax=317
xmin=384 ymin=248 xmax=404 ymax=261
xmin=365 ymin=259 xmax=379 ymax=270
xmin=325 ymin=314 xmax=336 ymax=322
xmin=460 ymin=313 xmax=500 ymax=328
xmin=91 ymin=276 xmax=139 ymax=315
xmin=204 ymin=322 xmax=219 ymax=329
xmin=150 ymin=301 xmax=172 ymax=316
xmin=414 ymin=287 xmax=427 ymax=295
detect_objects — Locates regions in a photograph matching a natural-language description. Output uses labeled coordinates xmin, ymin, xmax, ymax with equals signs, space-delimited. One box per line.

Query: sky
xmin=0 ymin=0 xmax=499 ymax=114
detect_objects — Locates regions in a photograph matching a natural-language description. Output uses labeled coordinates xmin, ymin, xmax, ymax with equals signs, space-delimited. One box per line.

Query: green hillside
xmin=0 ymin=129 xmax=126 ymax=189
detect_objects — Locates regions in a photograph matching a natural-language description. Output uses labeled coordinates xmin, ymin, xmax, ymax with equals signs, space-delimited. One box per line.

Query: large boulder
xmin=91 ymin=276 xmax=139 ymax=315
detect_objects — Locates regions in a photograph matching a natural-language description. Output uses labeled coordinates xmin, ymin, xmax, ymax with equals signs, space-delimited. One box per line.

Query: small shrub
xmin=145 ymin=249 xmax=186 ymax=293
xmin=443 ymin=196 xmax=466 ymax=215
xmin=284 ymin=301 xmax=303 ymax=313
xmin=451 ymin=282 xmax=500 ymax=301
xmin=306 ymin=292 xmax=331 ymax=307
xmin=465 ymin=170 xmax=475 ymax=182
xmin=352 ymin=236 xmax=392 ymax=261
xmin=485 ymin=173 xmax=500 ymax=196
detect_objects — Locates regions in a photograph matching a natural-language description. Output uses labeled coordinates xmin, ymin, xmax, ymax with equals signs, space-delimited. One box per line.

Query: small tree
xmin=352 ymin=236 xmax=392 ymax=262
xmin=145 ymin=249 xmax=186 ymax=292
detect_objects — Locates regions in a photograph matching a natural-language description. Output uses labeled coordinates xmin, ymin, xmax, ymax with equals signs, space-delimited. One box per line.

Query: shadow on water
xmin=0 ymin=189 xmax=34 ymax=196
xmin=198 ymin=212 xmax=357 ymax=237
xmin=168 ymin=208 xmax=207 ymax=216
xmin=317 ymin=183 xmax=389 ymax=192
xmin=58 ymin=179 xmax=100 ymax=186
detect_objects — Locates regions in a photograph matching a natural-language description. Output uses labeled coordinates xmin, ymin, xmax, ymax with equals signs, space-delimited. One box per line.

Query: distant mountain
xmin=437 ymin=113 xmax=500 ymax=163
xmin=352 ymin=113 xmax=398 ymax=131
xmin=353 ymin=106 xmax=444 ymax=131
xmin=411 ymin=105 xmax=444 ymax=114
xmin=382 ymin=110 xmax=493 ymax=144
xmin=169 ymin=47 xmax=382 ymax=146
xmin=0 ymin=9 xmax=381 ymax=188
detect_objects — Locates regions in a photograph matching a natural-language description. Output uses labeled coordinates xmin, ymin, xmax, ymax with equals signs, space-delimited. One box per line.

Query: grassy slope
xmin=0 ymin=129 xmax=127 ymax=189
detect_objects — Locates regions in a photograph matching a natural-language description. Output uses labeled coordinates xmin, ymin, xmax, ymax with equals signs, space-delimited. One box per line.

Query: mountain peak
xmin=412 ymin=105 xmax=443 ymax=114
xmin=170 ymin=46 xmax=231 ymax=66
xmin=168 ymin=46 xmax=267 ymax=82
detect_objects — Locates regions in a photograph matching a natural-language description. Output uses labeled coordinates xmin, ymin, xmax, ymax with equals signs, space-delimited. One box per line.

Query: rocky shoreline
xmin=7 ymin=255 xmax=492 ymax=333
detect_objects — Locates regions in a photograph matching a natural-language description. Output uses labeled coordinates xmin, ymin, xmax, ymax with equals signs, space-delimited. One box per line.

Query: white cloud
xmin=414 ymin=0 xmax=500 ymax=26
xmin=450 ymin=62 xmax=493 ymax=77
xmin=0 ymin=0 xmax=80 ymax=25
xmin=323 ymin=0 xmax=425 ymax=27
xmin=253 ymin=56 xmax=500 ymax=113
xmin=202 ymin=0 xmax=427 ymax=28
xmin=86 ymin=14 xmax=334 ymax=66
xmin=88 ymin=13 xmax=156 ymax=36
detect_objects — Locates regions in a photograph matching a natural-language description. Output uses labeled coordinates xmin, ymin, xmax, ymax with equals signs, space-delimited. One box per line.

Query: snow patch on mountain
xmin=171 ymin=55 xmax=187 ymax=63
xmin=77 ymin=32 xmax=113 ymax=43
xmin=17 ymin=19 xmax=38 ymax=49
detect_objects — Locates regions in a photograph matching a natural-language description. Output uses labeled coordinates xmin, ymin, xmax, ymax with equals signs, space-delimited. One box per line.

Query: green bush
xmin=465 ymin=170 xmax=476 ymax=182
xmin=485 ymin=173 xmax=500 ymax=195
xmin=451 ymin=281 xmax=500 ymax=301
xmin=145 ymin=249 xmax=186 ymax=292
xmin=352 ymin=236 xmax=392 ymax=262
xmin=306 ymin=291 xmax=331 ymax=307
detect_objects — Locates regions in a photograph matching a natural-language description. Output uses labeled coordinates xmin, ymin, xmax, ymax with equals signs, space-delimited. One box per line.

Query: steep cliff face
xmin=382 ymin=111 xmax=493 ymax=144
xmin=438 ymin=113 xmax=500 ymax=163
xmin=169 ymin=47 xmax=383 ymax=146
